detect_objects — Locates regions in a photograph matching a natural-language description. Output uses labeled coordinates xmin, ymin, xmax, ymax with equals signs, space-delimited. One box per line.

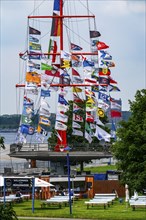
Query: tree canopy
xmin=112 ymin=89 xmax=146 ymax=193
xmin=0 ymin=136 xmax=5 ymax=150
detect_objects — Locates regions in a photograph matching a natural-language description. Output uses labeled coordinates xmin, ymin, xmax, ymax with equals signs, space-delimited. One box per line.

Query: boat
xmin=9 ymin=0 xmax=121 ymax=172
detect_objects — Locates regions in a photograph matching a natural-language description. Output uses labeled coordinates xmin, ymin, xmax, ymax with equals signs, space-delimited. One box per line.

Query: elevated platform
xmin=9 ymin=143 xmax=112 ymax=163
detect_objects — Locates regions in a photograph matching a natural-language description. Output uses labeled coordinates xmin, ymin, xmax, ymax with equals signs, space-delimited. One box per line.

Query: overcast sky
xmin=0 ymin=0 xmax=145 ymax=115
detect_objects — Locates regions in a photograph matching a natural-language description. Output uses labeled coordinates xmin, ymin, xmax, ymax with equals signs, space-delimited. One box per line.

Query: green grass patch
xmin=13 ymin=198 xmax=146 ymax=220
xmin=83 ymin=164 xmax=117 ymax=173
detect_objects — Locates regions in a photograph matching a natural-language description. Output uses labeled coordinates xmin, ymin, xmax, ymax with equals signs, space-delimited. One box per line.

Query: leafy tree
xmin=112 ymin=89 xmax=146 ymax=193
xmin=0 ymin=136 xmax=5 ymax=149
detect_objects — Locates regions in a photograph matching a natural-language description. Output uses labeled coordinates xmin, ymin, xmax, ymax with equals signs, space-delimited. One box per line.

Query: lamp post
xmin=64 ymin=146 xmax=72 ymax=215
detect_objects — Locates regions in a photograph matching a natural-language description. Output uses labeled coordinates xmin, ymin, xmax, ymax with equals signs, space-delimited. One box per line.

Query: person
xmin=15 ymin=190 xmax=22 ymax=202
xmin=16 ymin=190 xmax=22 ymax=197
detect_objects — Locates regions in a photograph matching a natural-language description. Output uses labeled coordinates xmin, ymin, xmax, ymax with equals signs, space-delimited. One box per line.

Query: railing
xmin=10 ymin=143 xmax=111 ymax=153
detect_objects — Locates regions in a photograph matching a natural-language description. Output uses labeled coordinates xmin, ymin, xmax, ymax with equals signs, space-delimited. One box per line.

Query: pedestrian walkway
xmin=18 ymin=217 xmax=90 ymax=220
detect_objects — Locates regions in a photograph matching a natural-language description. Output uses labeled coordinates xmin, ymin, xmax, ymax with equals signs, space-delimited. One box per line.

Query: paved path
xmin=18 ymin=217 xmax=89 ymax=220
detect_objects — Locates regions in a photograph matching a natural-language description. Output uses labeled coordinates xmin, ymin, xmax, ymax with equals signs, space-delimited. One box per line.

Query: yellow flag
xmin=61 ymin=59 xmax=71 ymax=68
xmin=97 ymin=108 xmax=104 ymax=117
xmin=72 ymin=87 xmax=82 ymax=93
xmin=86 ymin=97 xmax=95 ymax=104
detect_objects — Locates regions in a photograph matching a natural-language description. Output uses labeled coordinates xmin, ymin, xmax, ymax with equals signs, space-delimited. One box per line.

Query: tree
xmin=48 ymin=100 xmax=110 ymax=152
xmin=112 ymin=89 xmax=146 ymax=193
xmin=0 ymin=136 xmax=5 ymax=149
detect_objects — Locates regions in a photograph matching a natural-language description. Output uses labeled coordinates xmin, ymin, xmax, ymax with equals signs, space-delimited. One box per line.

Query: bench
xmin=41 ymin=196 xmax=69 ymax=209
xmin=85 ymin=201 xmax=108 ymax=209
xmin=130 ymin=202 xmax=146 ymax=210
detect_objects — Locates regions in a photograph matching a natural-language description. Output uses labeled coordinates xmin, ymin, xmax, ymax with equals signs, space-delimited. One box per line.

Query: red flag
xmin=96 ymin=41 xmax=109 ymax=50
xmin=111 ymin=110 xmax=122 ymax=118
xmin=45 ymin=70 xmax=60 ymax=77
xmin=72 ymin=68 xmax=80 ymax=76
xmin=99 ymin=68 xmax=111 ymax=76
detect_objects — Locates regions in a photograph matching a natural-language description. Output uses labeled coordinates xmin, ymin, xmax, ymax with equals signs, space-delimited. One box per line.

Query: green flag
xmin=41 ymin=63 xmax=53 ymax=70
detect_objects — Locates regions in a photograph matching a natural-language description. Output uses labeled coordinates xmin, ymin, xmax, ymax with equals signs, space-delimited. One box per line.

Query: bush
xmin=0 ymin=203 xmax=18 ymax=220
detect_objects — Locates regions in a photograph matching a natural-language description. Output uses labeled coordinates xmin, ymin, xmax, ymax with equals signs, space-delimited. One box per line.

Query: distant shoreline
xmin=0 ymin=129 xmax=17 ymax=133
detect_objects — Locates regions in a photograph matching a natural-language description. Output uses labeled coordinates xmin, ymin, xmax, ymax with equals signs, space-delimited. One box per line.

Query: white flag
xmin=72 ymin=128 xmax=83 ymax=136
xmin=55 ymin=121 xmax=67 ymax=131
xmin=94 ymin=125 xmax=111 ymax=142
xmin=85 ymin=131 xmax=92 ymax=143
xmin=72 ymin=121 xmax=81 ymax=129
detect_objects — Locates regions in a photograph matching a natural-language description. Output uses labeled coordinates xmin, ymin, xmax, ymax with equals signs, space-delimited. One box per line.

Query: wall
xmin=94 ymin=180 xmax=125 ymax=197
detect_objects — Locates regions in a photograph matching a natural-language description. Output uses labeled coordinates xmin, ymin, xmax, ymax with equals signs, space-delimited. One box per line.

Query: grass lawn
xmin=13 ymin=198 xmax=146 ymax=220
xmin=83 ymin=164 xmax=117 ymax=173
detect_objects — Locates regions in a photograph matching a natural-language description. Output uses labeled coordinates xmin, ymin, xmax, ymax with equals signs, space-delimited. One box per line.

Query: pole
xmin=32 ymin=177 xmax=35 ymax=213
xmin=67 ymin=152 xmax=72 ymax=214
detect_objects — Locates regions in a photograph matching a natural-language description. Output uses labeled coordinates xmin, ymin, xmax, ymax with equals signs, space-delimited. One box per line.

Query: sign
xmin=5 ymin=178 xmax=31 ymax=187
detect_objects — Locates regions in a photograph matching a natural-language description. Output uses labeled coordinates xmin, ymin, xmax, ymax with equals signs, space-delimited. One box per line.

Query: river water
xmin=0 ymin=132 xmax=49 ymax=174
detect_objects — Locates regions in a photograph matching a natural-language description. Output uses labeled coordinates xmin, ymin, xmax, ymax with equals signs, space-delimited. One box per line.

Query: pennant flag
xmin=53 ymin=0 xmax=60 ymax=11
xmin=86 ymin=97 xmax=95 ymax=104
xmin=72 ymin=121 xmax=81 ymax=129
xmin=72 ymin=128 xmax=83 ymax=137
xmin=21 ymin=115 xmax=32 ymax=124
xmin=95 ymin=117 xmax=104 ymax=126
xmin=41 ymin=63 xmax=53 ymax=70
xmin=20 ymin=124 xmax=35 ymax=135
xmin=85 ymin=122 xmax=92 ymax=133
xmin=58 ymin=95 xmax=69 ymax=105
xmin=61 ymin=59 xmax=71 ymax=68
xmin=99 ymin=76 xmax=110 ymax=85
xmin=72 ymin=76 xmax=84 ymax=83
xmin=51 ymin=12 xmax=60 ymax=36
xmin=109 ymin=77 xmax=117 ymax=84
xmin=41 ymin=89 xmax=51 ymax=97
xmin=73 ymin=113 xmax=83 ymax=122
xmin=28 ymin=61 xmax=40 ymax=70
xmin=39 ymin=116 xmax=51 ymax=126
xmin=90 ymin=30 xmax=101 ymax=38
xmin=73 ymin=93 xmax=84 ymax=103
xmin=48 ymin=39 xmax=57 ymax=62
xmin=56 ymin=113 xmax=68 ymax=123
xmin=29 ymin=27 xmax=41 ymax=35
xmin=29 ymin=42 xmax=41 ymax=51
xmin=92 ymin=86 xmax=99 ymax=92
xmin=26 ymin=72 xmax=41 ymax=84
xmin=99 ymin=68 xmax=111 ymax=76
xmin=55 ymin=121 xmax=67 ymax=130
xmin=85 ymin=78 xmax=97 ymax=84
xmin=45 ymin=69 xmax=60 ymax=77
xmin=83 ymin=60 xmax=94 ymax=67
xmin=61 ymin=50 xmax=71 ymax=60
xmin=71 ymin=43 xmax=83 ymax=51
xmin=29 ymin=35 xmax=39 ymax=43
xmin=73 ymin=103 xmax=83 ymax=112
xmin=29 ymin=51 xmax=41 ymax=60
xmin=72 ymin=87 xmax=82 ymax=93
xmin=99 ymin=50 xmax=112 ymax=60
xmin=111 ymin=101 xmax=121 ymax=110
xmin=97 ymin=108 xmax=105 ymax=117
xmin=109 ymin=85 xmax=120 ymax=92
xmin=85 ymin=131 xmax=93 ymax=143
xmin=111 ymin=120 xmax=116 ymax=139
xmin=56 ymin=131 xmax=62 ymax=142
xmin=57 ymin=103 xmax=69 ymax=112
xmin=94 ymin=125 xmax=111 ymax=142
xmin=86 ymin=112 xmax=94 ymax=123
xmin=72 ymin=68 xmax=80 ymax=76
xmin=96 ymin=41 xmax=109 ymax=50
xmin=98 ymin=92 xmax=110 ymax=103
